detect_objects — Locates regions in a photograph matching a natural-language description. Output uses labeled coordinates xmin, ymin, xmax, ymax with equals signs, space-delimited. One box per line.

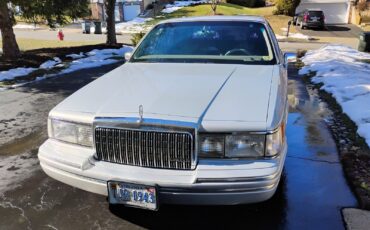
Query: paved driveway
xmin=0 ymin=64 xmax=356 ymax=229
xmin=296 ymin=24 xmax=363 ymax=38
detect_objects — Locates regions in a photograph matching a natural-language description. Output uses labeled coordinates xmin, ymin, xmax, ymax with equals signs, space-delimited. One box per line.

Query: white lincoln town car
xmin=38 ymin=16 xmax=291 ymax=210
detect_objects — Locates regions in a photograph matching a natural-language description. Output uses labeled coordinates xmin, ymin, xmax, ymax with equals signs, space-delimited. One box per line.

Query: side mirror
xmin=124 ymin=52 xmax=132 ymax=61
xmin=284 ymin=52 xmax=297 ymax=64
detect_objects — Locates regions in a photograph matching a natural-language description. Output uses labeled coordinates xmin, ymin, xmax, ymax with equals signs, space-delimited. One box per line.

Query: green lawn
xmin=148 ymin=3 xmax=296 ymax=34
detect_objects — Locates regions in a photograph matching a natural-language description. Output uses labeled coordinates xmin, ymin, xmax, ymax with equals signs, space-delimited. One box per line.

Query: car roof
xmin=157 ymin=16 xmax=268 ymax=25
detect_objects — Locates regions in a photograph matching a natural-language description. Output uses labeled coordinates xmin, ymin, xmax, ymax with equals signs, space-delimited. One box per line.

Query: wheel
xmin=292 ymin=17 xmax=297 ymax=26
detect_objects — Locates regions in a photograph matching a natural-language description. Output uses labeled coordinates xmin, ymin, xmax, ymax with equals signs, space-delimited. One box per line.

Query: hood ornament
xmin=137 ymin=105 xmax=144 ymax=124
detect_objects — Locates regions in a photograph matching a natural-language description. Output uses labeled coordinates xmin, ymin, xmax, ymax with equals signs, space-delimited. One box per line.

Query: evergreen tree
xmin=0 ymin=0 xmax=89 ymax=59
xmin=274 ymin=0 xmax=301 ymax=16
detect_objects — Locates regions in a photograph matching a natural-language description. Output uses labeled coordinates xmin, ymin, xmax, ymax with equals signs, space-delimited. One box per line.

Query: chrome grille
xmin=95 ymin=127 xmax=193 ymax=170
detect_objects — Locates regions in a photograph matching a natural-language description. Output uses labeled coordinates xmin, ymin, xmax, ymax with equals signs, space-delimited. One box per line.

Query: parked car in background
xmin=38 ymin=16 xmax=291 ymax=211
xmin=295 ymin=9 xmax=325 ymax=30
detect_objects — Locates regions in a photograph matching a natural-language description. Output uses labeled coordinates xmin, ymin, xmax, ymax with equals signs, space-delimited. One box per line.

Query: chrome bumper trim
xmin=159 ymin=184 xmax=276 ymax=194
xmin=196 ymin=172 xmax=279 ymax=183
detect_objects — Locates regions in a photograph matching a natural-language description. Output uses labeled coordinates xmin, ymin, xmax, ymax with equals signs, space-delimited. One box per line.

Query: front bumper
xmin=303 ymin=21 xmax=324 ymax=28
xmin=38 ymin=139 xmax=287 ymax=205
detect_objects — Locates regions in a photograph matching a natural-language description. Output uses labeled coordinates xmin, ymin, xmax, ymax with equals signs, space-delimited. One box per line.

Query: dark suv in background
xmin=294 ymin=9 xmax=325 ymax=30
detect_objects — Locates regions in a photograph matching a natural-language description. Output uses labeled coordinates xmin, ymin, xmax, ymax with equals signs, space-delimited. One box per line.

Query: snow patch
xmin=299 ymin=44 xmax=370 ymax=147
xmin=162 ymin=1 xmax=209 ymax=14
xmin=40 ymin=57 xmax=62 ymax=69
xmin=0 ymin=67 xmax=37 ymax=81
xmin=13 ymin=24 xmax=40 ymax=30
xmin=115 ymin=17 xmax=153 ymax=34
xmin=276 ymin=29 xmax=312 ymax=40
xmin=66 ymin=52 xmax=85 ymax=59
xmin=0 ymin=46 xmax=134 ymax=88
xmin=60 ymin=46 xmax=133 ymax=74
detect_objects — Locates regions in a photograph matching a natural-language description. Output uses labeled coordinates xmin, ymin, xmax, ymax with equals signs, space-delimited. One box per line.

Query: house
xmin=89 ymin=0 xmax=155 ymax=22
xmin=295 ymin=0 xmax=352 ymax=24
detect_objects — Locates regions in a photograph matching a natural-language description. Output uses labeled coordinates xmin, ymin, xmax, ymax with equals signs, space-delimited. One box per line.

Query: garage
xmin=123 ymin=3 xmax=141 ymax=21
xmin=296 ymin=0 xmax=350 ymax=24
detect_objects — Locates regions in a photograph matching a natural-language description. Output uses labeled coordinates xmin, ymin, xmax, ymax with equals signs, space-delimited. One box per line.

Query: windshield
xmin=131 ymin=21 xmax=276 ymax=65
xmin=308 ymin=11 xmax=324 ymax=17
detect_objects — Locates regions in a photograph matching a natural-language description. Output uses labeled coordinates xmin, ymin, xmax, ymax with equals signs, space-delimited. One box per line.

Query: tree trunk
xmin=0 ymin=1 xmax=20 ymax=59
xmin=105 ymin=0 xmax=117 ymax=46
xmin=211 ymin=0 xmax=218 ymax=15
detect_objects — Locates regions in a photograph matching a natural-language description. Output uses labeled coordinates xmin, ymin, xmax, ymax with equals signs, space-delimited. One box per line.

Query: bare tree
xmin=0 ymin=1 xmax=20 ymax=58
xmin=210 ymin=0 xmax=220 ymax=15
xmin=105 ymin=0 xmax=117 ymax=45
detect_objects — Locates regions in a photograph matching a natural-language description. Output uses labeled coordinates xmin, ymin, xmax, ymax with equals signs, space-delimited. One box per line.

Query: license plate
xmin=107 ymin=181 xmax=157 ymax=210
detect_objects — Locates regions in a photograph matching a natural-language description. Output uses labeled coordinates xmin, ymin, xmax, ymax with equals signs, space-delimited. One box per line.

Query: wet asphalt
xmin=0 ymin=64 xmax=357 ymax=229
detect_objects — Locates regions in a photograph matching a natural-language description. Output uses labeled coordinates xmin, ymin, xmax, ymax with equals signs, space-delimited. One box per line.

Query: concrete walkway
xmin=343 ymin=208 xmax=370 ymax=230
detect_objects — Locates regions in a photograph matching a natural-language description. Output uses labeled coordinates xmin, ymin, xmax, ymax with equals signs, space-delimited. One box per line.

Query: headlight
xmin=199 ymin=134 xmax=265 ymax=158
xmin=225 ymin=134 xmax=265 ymax=158
xmin=265 ymin=122 xmax=285 ymax=157
xmin=49 ymin=118 xmax=93 ymax=147
xmin=199 ymin=135 xmax=224 ymax=158
xmin=199 ymin=123 xmax=285 ymax=158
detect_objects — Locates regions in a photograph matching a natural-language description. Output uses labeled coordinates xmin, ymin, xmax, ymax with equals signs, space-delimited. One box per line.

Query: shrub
xmin=273 ymin=0 xmax=300 ymax=16
xmin=357 ymin=1 xmax=367 ymax=11
xmin=131 ymin=32 xmax=146 ymax=46
xmin=225 ymin=0 xmax=266 ymax=7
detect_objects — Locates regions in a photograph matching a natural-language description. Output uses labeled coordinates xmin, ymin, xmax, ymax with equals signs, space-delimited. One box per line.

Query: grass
xmin=0 ymin=38 xmax=99 ymax=51
xmin=148 ymin=3 xmax=296 ymax=34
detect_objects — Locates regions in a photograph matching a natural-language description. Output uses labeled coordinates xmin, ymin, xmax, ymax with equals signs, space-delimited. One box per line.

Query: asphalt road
xmin=0 ymin=63 xmax=357 ymax=229
xmin=7 ymin=28 xmax=133 ymax=44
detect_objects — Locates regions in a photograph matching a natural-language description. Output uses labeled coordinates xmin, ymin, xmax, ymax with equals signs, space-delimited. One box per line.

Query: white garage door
xmin=296 ymin=3 xmax=349 ymax=24
xmin=124 ymin=4 xmax=141 ymax=21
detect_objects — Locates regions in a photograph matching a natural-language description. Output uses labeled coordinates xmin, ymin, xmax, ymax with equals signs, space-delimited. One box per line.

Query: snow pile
xmin=276 ymin=28 xmax=312 ymax=40
xmin=40 ymin=57 xmax=62 ymax=69
xmin=66 ymin=52 xmax=85 ymax=59
xmin=89 ymin=18 xmax=153 ymax=34
xmin=0 ymin=46 xmax=133 ymax=88
xmin=289 ymin=33 xmax=312 ymax=40
xmin=0 ymin=57 xmax=62 ymax=81
xmin=0 ymin=67 xmax=37 ymax=81
xmin=60 ymin=46 xmax=133 ymax=74
xmin=162 ymin=1 xmax=209 ymax=14
xmin=115 ymin=17 xmax=153 ymax=34
xmin=299 ymin=44 xmax=370 ymax=147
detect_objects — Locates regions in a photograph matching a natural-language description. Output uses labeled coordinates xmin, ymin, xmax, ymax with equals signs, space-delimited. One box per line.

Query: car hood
xmin=52 ymin=63 xmax=277 ymax=131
